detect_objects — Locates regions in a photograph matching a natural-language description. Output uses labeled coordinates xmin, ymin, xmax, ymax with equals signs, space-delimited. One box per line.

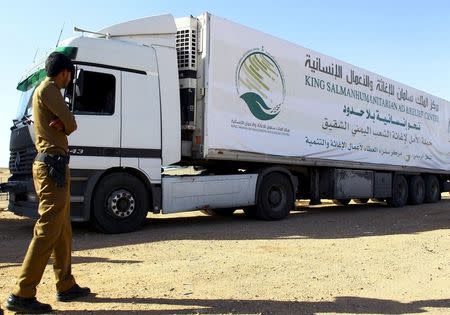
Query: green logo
xmin=236 ymin=49 xmax=285 ymax=121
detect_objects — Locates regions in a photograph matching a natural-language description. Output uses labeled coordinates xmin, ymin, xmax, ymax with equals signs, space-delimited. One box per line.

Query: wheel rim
xmin=431 ymin=182 xmax=438 ymax=198
xmin=398 ymin=184 xmax=406 ymax=200
xmin=416 ymin=182 xmax=425 ymax=199
xmin=396 ymin=179 xmax=407 ymax=201
xmin=268 ymin=185 xmax=285 ymax=208
xmin=106 ymin=189 xmax=136 ymax=219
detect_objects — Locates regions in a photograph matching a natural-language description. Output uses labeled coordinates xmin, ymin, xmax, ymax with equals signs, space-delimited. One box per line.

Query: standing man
xmin=6 ymin=52 xmax=90 ymax=314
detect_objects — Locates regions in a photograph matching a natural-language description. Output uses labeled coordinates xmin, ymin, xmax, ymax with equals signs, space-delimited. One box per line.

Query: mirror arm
xmin=70 ymin=66 xmax=76 ymax=112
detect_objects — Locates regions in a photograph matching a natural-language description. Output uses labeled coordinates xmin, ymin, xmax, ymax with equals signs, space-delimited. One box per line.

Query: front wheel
xmin=92 ymin=173 xmax=149 ymax=233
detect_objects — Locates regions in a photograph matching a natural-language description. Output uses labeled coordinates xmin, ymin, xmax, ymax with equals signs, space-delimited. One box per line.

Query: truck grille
xmin=9 ymin=148 xmax=37 ymax=175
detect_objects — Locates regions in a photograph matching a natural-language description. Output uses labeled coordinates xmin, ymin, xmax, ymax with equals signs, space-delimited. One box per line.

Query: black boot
xmin=57 ymin=284 xmax=91 ymax=302
xmin=5 ymin=294 xmax=52 ymax=314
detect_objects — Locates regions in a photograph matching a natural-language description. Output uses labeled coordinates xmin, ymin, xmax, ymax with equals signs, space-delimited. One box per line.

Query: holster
xmin=35 ymin=152 xmax=70 ymax=187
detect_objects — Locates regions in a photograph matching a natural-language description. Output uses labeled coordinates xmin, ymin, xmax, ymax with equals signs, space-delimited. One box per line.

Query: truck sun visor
xmin=16 ymin=46 xmax=78 ymax=92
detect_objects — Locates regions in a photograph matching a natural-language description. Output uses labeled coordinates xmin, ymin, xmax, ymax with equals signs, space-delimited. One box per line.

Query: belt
xmin=35 ymin=152 xmax=70 ymax=165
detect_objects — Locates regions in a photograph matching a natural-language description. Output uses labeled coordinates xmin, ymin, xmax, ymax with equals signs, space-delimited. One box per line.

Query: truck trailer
xmin=2 ymin=12 xmax=450 ymax=233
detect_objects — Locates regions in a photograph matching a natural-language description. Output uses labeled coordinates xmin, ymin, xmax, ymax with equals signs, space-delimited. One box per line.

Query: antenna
xmin=56 ymin=22 xmax=65 ymax=47
xmin=74 ymin=27 xmax=110 ymax=38
xmin=32 ymin=48 xmax=39 ymax=63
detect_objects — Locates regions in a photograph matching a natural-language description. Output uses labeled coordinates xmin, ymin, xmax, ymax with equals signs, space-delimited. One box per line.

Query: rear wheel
xmin=255 ymin=173 xmax=294 ymax=220
xmin=424 ymin=175 xmax=440 ymax=203
xmin=387 ymin=175 xmax=408 ymax=207
xmin=92 ymin=173 xmax=149 ymax=233
xmin=408 ymin=175 xmax=425 ymax=205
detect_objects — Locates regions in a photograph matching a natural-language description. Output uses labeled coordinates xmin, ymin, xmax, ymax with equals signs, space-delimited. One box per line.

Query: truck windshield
xmin=15 ymin=67 xmax=46 ymax=121
xmin=15 ymin=87 xmax=35 ymax=120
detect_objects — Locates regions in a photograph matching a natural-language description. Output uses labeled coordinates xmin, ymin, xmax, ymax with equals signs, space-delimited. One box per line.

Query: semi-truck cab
xmin=3 ymin=14 xmax=265 ymax=233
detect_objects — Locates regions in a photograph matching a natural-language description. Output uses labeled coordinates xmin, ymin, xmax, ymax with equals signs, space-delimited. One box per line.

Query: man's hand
xmin=49 ymin=118 xmax=64 ymax=132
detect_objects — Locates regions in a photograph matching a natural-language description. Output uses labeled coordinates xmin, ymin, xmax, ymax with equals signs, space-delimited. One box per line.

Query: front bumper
xmin=4 ymin=176 xmax=89 ymax=222
xmin=2 ymin=177 xmax=39 ymax=219
xmin=0 ymin=181 xmax=28 ymax=194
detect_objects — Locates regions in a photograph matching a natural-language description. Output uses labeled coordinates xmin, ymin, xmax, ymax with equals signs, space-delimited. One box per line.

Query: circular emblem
xmin=236 ymin=49 xmax=285 ymax=120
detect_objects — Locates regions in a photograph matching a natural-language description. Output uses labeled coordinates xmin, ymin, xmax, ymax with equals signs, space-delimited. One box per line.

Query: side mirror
xmin=75 ymin=68 xmax=84 ymax=97
xmin=64 ymin=79 xmax=74 ymax=109
xmin=68 ymin=67 xmax=85 ymax=113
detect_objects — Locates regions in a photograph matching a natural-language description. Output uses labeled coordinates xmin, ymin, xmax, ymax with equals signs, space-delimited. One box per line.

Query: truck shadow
xmin=78 ymin=198 xmax=450 ymax=245
xmin=53 ymin=296 xmax=450 ymax=314
xmin=0 ymin=198 xmax=449 ymax=262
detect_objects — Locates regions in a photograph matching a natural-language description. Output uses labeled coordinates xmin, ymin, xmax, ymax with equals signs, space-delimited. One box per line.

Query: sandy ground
xmin=0 ymin=169 xmax=449 ymax=314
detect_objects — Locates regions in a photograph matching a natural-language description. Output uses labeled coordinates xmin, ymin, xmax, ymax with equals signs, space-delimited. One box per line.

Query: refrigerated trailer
xmin=2 ymin=12 xmax=450 ymax=233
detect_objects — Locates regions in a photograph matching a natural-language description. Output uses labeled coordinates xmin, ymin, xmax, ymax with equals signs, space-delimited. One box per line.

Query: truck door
xmin=68 ymin=66 xmax=121 ymax=169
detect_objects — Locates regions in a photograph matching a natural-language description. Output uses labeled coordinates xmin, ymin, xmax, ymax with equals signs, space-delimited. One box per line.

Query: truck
xmin=2 ymin=12 xmax=450 ymax=233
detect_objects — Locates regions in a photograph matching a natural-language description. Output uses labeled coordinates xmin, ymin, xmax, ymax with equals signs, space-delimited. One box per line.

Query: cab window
xmin=73 ymin=71 xmax=115 ymax=115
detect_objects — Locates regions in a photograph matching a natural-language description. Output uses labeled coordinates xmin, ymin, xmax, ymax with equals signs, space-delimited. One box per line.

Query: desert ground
xmin=0 ymin=168 xmax=449 ymax=314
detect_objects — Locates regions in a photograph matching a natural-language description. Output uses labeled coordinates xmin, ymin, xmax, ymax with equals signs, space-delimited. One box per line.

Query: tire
xmin=255 ymin=173 xmax=294 ymax=220
xmin=387 ymin=175 xmax=408 ymax=207
xmin=92 ymin=173 xmax=149 ymax=233
xmin=408 ymin=175 xmax=425 ymax=205
xmin=424 ymin=175 xmax=440 ymax=203
xmin=332 ymin=199 xmax=351 ymax=206
xmin=201 ymin=208 xmax=236 ymax=216
xmin=353 ymin=198 xmax=369 ymax=204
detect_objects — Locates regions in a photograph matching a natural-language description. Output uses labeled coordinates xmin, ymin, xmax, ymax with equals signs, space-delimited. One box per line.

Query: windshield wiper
xmin=22 ymin=114 xmax=34 ymax=125
xmin=10 ymin=119 xmax=20 ymax=130
xmin=10 ymin=114 xmax=34 ymax=130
